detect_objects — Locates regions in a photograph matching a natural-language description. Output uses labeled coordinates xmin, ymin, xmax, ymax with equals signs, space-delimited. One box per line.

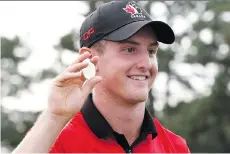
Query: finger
xmin=71 ymin=52 xmax=91 ymax=65
xmin=90 ymin=56 xmax=99 ymax=66
xmin=56 ymin=72 xmax=82 ymax=83
xmin=82 ymin=76 xmax=102 ymax=94
xmin=66 ymin=62 xmax=89 ymax=72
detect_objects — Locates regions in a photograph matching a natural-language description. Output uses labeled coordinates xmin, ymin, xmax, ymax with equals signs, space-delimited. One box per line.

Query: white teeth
xmin=129 ymin=76 xmax=147 ymax=80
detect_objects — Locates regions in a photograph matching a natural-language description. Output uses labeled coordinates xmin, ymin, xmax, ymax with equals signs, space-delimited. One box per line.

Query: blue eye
xmin=124 ymin=47 xmax=135 ymax=53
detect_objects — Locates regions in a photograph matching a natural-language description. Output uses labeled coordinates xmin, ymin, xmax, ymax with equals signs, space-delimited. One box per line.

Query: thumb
xmin=82 ymin=76 xmax=102 ymax=95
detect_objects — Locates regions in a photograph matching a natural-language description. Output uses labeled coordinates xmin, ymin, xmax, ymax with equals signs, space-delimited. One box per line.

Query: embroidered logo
xmin=83 ymin=27 xmax=95 ymax=41
xmin=123 ymin=2 xmax=146 ymax=18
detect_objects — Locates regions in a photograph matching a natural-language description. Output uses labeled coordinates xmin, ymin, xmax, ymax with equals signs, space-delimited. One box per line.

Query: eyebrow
xmin=119 ymin=40 xmax=159 ymax=47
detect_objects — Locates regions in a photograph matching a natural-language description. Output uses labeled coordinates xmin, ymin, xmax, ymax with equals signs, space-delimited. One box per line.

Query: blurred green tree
xmin=160 ymin=1 xmax=230 ymax=152
xmin=1 ymin=36 xmax=42 ymax=151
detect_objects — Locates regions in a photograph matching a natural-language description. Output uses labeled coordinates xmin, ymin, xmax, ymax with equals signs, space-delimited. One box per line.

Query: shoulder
xmin=153 ymin=118 xmax=190 ymax=153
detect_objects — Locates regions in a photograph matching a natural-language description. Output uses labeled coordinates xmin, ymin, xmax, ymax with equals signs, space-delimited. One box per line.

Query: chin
xmin=125 ymin=89 xmax=149 ymax=103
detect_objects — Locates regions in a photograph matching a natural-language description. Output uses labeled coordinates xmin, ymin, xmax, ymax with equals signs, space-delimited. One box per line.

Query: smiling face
xmin=95 ymin=25 xmax=159 ymax=104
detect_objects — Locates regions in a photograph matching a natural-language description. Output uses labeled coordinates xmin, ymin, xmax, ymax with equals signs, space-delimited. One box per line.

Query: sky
xmin=0 ymin=1 xmax=223 ymax=112
xmin=0 ymin=1 xmax=89 ymax=111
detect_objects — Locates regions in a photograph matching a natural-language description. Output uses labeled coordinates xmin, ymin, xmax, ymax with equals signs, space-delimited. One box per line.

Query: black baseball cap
xmin=80 ymin=1 xmax=175 ymax=48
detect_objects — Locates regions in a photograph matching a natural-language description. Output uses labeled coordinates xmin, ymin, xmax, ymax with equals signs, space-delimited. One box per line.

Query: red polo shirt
xmin=50 ymin=94 xmax=190 ymax=153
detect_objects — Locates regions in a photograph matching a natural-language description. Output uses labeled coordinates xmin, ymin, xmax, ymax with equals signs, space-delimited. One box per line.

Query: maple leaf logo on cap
xmin=123 ymin=2 xmax=146 ymax=18
xmin=123 ymin=3 xmax=136 ymax=15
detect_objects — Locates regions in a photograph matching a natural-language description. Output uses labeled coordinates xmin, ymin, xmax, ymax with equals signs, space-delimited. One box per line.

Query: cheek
xmin=151 ymin=60 xmax=158 ymax=79
xmin=98 ymin=58 xmax=124 ymax=78
xmin=98 ymin=59 xmax=127 ymax=93
xmin=152 ymin=56 xmax=158 ymax=69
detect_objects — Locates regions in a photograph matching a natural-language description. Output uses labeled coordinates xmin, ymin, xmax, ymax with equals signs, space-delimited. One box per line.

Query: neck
xmin=92 ymin=88 xmax=145 ymax=145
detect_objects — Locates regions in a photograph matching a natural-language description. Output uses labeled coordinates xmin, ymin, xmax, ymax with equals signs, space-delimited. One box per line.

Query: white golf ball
xmin=82 ymin=59 xmax=96 ymax=80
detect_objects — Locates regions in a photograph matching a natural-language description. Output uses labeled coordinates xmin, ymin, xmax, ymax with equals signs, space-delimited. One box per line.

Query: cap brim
xmin=103 ymin=20 xmax=175 ymax=44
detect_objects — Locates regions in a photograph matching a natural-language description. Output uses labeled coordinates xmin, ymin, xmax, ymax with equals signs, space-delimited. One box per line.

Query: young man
xmin=13 ymin=1 xmax=190 ymax=153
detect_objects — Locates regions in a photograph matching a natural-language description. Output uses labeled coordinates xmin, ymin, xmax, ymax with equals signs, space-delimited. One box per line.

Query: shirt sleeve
xmin=172 ymin=134 xmax=190 ymax=153
xmin=49 ymin=134 xmax=65 ymax=153
xmin=49 ymin=138 xmax=64 ymax=153
xmin=178 ymin=138 xmax=190 ymax=153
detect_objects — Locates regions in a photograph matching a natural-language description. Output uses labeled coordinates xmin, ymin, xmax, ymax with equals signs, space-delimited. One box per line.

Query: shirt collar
xmin=81 ymin=93 xmax=158 ymax=139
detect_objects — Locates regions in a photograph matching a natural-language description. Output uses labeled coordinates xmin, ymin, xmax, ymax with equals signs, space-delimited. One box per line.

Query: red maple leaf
xmin=124 ymin=5 xmax=135 ymax=15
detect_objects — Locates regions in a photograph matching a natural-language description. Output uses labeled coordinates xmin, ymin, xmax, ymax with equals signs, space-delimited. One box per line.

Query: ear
xmin=79 ymin=47 xmax=93 ymax=59
xmin=80 ymin=47 xmax=99 ymax=72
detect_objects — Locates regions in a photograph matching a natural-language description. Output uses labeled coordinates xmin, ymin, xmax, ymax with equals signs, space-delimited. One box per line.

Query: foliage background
xmin=1 ymin=1 xmax=230 ymax=152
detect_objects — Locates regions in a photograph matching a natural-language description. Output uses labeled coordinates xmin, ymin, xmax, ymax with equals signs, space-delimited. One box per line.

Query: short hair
xmin=90 ymin=40 xmax=107 ymax=54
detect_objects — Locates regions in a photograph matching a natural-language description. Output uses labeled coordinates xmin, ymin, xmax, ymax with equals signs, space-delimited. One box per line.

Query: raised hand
xmin=47 ymin=51 xmax=102 ymax=119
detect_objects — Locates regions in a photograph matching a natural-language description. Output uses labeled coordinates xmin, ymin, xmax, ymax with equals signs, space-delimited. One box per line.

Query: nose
xmin=136 ymin=51 xmax=153 ymax=71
